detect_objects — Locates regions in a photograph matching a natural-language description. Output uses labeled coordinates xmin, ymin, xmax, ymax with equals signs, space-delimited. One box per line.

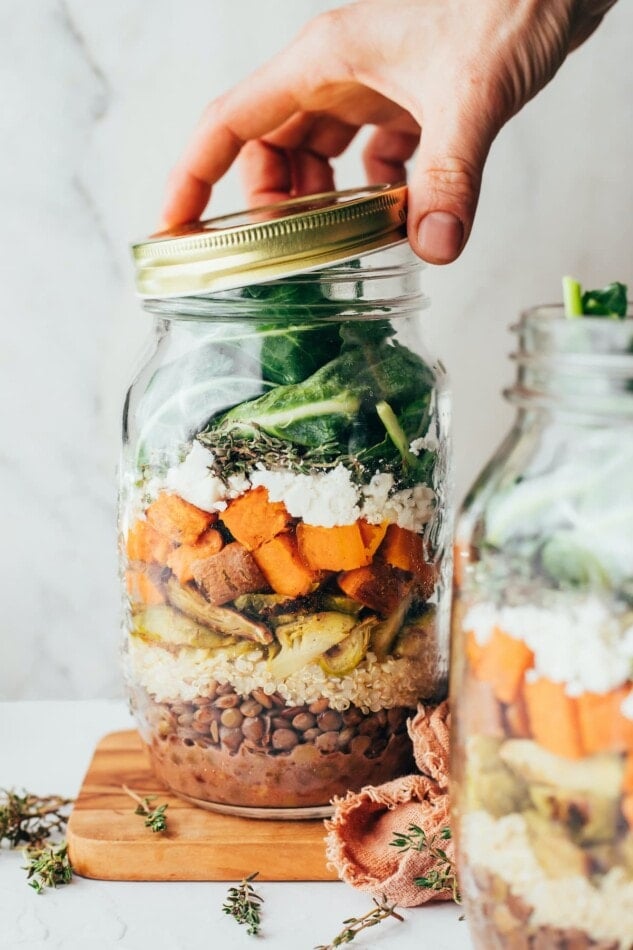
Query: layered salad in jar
xmin=453 ymin=285 xmax=633 ymax=948
xmin=121 ymin=284 xmax=449 ymax=815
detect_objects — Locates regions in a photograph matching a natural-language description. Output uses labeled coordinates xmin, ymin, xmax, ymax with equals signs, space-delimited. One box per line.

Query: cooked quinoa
xmin=124 ymin=637 xmax=438 ymax=712
xmin=463 ymin=810 xmax=633 ymax=946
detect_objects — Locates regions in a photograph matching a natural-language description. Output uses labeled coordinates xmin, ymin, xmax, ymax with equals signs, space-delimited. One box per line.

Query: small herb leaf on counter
xmin=24 ymin=841 xmax=73 ymax=893
xmin=122 ymin=785 xmax=169 ymax=833
xmin=314 ymin=896 xmax=404 ymax=948
xmin=222 ymin=871 xmax=264 ymax=936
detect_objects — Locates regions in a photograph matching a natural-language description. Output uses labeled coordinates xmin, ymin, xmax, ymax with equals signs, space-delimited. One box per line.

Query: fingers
xmin=161 ymin=12 xmax=355 ymax=227
xmin=239 ymin=114 xmax=359 ymax=207
xmin=406 ymin=103 xmax=497 ymax=265
xmin=162 ymin=113 xmax=246 ymax=227
xmin=238 ymin=141 xmax=292 ymax=207
xmin=238 ymin=140 xmax=336 ymax=206
xmin=362 ymin=125 xmax=420 ymax=184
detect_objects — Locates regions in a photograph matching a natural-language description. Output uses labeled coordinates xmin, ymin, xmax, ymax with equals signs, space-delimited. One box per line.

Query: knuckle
xmin=201 ymin=95 xmax=228 ymax=126
xmin=424 ymin=156 xmax=480 ymax=211
xmin=298 ymin=7 xmax=354 ymax=73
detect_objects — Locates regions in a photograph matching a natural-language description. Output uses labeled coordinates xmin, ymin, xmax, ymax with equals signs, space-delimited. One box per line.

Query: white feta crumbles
xmin=164 ymin=441 xmax=249 ymax=512
xmin=155 ymin=443 xmax=437 ymax=530
xmin=251 ymin=463 xmax=361 ymax=527
xmin=463 ymin=596 xmax=633 ymax=696
xmin=382 ymin=484 xmax=437 ymax=533
xmin=409 ymin=417 xmax=439 ymax=456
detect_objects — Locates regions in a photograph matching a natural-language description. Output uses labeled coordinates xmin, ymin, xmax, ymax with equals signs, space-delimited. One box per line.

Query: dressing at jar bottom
xmin=131 ymin=685 xmax=416 ymax=816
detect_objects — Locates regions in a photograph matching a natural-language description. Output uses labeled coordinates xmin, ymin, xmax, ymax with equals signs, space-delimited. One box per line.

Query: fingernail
xmin=417 ymin=212 xmax=464 ymax=263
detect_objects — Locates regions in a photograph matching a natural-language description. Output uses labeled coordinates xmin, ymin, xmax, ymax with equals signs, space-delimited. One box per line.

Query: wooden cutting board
xmin=66 ymin=729 xmax=337 ymax=881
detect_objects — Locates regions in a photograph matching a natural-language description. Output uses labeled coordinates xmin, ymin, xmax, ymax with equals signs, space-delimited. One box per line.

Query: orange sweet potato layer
xmin=125 ymin=569 xmax=165 ymax=606
xmin=577 ymin=686 xmax=633 ymax=755
xmin=524 ymin=677 xmax=585 ymax=760
xmin=166 ymin=528 xmax=225 ymax=584
xmin=475 ymin=627 xmax=534 ymax=705
xmin=126 ymin=520 xmax=174 ymax=565
xmin=146 ymin=492 xmax=215 ymax=545
xmin=253 ymin=533 xmax=319 ymax=597
xmin=220 ymin=487 xmax=291 ymax=551
xmin=297 ymin=522 xmax=370 ymax=572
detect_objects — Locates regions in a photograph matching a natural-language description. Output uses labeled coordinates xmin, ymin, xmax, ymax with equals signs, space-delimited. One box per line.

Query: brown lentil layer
xmin=463 ymin=866 xmax=621 ymax=950
xmin=131 ymin=684 xmax=415 ymax=809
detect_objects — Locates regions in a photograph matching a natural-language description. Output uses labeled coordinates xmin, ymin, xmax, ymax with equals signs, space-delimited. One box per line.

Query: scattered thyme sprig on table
xmin=390 ymin=825 xmax=461 ymax=903
xmin=24 ymin=842 xmax=73 ymax=893
xmin=122 ymin=785 xmax=169 ymax=833
xmin=314 ymin=896 xmax=404 ymax=949
xmin=0 ymin=789 xmax=74 ymax=893
xmin=0 ymin=789 xmax=73 ymax=849
xmin=222 ymin=871 xmax=264 ymax=936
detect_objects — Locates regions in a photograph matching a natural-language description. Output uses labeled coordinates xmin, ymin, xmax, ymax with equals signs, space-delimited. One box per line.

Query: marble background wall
xmin=2 ymin=0 xmax=631 ymax=699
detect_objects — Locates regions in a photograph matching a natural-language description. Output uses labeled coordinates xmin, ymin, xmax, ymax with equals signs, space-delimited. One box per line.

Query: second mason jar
xmin=121 ymin=186 xmax=452 ymax=817
xmin=451 ymin=303 xmax=633 ymax=947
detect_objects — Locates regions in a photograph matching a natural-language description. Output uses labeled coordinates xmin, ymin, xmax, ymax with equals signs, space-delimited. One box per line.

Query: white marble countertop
xmin=0 ymin=701 xmax=471 ymax=950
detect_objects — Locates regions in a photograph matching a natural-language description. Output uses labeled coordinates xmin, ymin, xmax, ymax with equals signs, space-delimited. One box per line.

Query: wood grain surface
xmin=66 ymin=730 xmax=337 ymax=881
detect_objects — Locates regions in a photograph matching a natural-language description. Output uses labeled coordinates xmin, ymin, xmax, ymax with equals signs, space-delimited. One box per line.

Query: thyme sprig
xmin=222 ymin=872 xmax=264 ymax=936
xmin=0 ymin=789 xmax=74 ymax=893
xmin=314 ymin=896 xmax=404 ymax=948
xmin=391 ymin=825 xmax=460 ymax=903
xmin=24 ymin=842 xmax=73 ymax=893
xmin=198 ymin=426 xmax=366 ymax=481
xmin=122 ymin=785 xmax=169 ymax=833
xmin=0 ymin=789 xmax=73 ymax=849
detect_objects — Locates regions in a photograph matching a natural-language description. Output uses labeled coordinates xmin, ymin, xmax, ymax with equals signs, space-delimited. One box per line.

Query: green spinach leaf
xmin=208 ymin=338 xmax=435 ymax=452
xmin=581 ymin=281 xmax=628 ymax=318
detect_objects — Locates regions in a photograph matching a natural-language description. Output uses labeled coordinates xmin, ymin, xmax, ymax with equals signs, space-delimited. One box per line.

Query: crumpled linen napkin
xmin=324 ymin=700 xmax=453 ymax=907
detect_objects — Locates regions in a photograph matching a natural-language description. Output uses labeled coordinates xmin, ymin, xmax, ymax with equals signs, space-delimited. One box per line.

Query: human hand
xmin=161 ymin=0 xmax=616 ymax=264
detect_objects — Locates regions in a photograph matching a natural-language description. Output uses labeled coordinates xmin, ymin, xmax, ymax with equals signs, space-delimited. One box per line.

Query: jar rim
xmin=141 ymin=247 xmax=428 ymax=320
xmin=506 ymin=302 xmax=633 ymax=419
xmin=515 ymin=303 xmax=633 ymax=366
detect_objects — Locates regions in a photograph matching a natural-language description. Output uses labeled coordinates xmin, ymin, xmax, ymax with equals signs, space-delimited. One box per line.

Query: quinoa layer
xmin=461 ymin=811 xmax=633 ymax=947
xmin=125 ymin=636 xmax=444 ymax=712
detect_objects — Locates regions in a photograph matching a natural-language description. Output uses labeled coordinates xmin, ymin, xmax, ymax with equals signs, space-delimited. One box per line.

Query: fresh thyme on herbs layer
xmin=196 ymin=317 xmax=437 ymax=489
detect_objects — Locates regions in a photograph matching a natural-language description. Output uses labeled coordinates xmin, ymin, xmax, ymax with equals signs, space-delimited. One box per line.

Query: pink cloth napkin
xmin=324 ymin=701 xmax=453 ymax=907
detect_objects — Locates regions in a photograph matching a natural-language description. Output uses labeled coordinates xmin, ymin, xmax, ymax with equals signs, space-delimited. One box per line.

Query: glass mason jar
xmin=451 ymin=305 xmax=633 ymax=947
xmin=120 ymin=186 xmax=452 ymax=818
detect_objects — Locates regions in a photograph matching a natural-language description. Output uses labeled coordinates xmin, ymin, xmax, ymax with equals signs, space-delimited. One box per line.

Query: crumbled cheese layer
xmin=154 ymin=444 xmax=437 ymax=531
xmin=125 ymin=638 xmax=438 ymax=712
xmin=463 ymin=810 xmax=633 ymax=945
xmin=251 ymin=463 xmax=361 ymax=527
xmin=463 ymin=596 xmax=633 ymax=696
xmin=163 ymin=442 xmax=249 ymax=512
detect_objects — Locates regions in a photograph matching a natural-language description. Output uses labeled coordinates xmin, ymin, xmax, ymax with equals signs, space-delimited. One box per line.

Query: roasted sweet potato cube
xmin=220 ymin=486 xmax=291 ymax=551
xmin=146 ymin=492 xmax=215 ymax=545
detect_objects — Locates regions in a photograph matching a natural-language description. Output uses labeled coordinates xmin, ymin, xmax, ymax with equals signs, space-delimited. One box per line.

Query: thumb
xmin=407 ymin=105 xmax=496 ymax=265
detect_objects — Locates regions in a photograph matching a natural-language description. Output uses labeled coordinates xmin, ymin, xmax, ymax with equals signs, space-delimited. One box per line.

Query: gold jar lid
xmin=132 ymin=184 xmax=407 ymax=298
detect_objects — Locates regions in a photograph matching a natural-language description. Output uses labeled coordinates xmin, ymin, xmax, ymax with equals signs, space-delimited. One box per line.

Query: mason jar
xmin=451 ymin=304 xmax=633 ymax=947
xmin=121 ymin=186 xmax=452 ymax=818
